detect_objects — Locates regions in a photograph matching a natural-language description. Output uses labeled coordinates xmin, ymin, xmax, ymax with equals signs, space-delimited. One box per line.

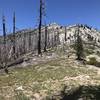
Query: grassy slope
xmin=0 ymin=56 xmax=100 ymax=100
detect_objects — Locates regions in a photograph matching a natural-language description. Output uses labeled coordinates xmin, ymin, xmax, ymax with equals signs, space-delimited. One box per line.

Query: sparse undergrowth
xmin=0 ymin=55 xmax=99 ymax=100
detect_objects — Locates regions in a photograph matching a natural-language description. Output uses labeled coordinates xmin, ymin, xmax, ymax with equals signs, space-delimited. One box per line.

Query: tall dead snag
xmin=38 ymin=0 xmax=46 ymax=54
xmin=47 ymin=29 xmax=50 ymax=48
xmin=29 ymin=33 xmax=31 ymax=51
xmin=2 ymin=15 xmax=8 ymax=73
xmin=23 ymin=33 xmax=26 ymax=54
xmin=13 ymin=12 xmax=16 ymax=59
xmin=65 ymin=26 xmax=67 ymax=41
xmin=38 ymin=0 xmax=43 ymax=55
xmin=0 ymin=45 xmax=1 ymax=67
xmin=44 ymin=25 xmax=47 ymax=52
xmin=52 ymin=28 xmax=54 ymax=48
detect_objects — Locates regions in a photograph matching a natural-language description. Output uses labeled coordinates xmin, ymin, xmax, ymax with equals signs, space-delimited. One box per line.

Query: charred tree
xmin=65 ymin=26 xmax=67 ymax=41
xmin=38 ymin=0 xmax=46 ymax=54
xmin=2 ymin=15 xmax=8 ymax=74
xmin=23 ymin=33 xmax=26 ymax=54
xmin=13 ymin=12 xmax=16 ymax=59
xmin=38 ymin=0 xmax=43 ymax=55
xmin=47 ymin=30 xmax=50 ymax=48
xmin=52 ymin=33 xmax=54 ymax=48
xmin=56 ymin=28 xmax=60 ymax=46
xmin=29 ymin=33 xmax=31 ymax=51
xmin=44 ymin=25 xmax=47 ymax=52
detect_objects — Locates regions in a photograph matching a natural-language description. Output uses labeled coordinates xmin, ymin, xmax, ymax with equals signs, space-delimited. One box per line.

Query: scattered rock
xmin=21 ymin=61 xmax=28 ymax=67
xmin=16 ymin=86 xmax=24 ymax=91
xmin=33 ymin=93 xmax=41 ymax=100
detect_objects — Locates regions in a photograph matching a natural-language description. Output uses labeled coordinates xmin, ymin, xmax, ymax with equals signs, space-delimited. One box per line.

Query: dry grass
xmin=0 ymin=56 xmax=99 ymax=100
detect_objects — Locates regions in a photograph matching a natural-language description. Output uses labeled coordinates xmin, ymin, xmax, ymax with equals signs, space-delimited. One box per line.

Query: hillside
xmin=0 ymin=23 xmax=100 ymax=65
xmin=0 ymin=24 xmax=100 ymax=100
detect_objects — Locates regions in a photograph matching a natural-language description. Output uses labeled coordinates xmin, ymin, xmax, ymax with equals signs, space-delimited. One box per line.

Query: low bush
xmin=87 ymin=57 xmax=100 ymax=67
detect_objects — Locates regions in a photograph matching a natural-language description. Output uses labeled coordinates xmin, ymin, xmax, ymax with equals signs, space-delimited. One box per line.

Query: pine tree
xmin=75 ymin=26 xmax=84 ymax=60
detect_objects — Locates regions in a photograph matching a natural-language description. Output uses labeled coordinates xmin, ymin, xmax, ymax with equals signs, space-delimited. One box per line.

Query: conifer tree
xmin=75 ymin=26 xmax=84 ymax=60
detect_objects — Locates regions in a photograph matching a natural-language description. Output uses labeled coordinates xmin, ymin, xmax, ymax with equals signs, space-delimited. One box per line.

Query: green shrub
xmin=88 ymin=57 xmax=97 ymax=65
xmin=87 ymin=57 xmax=100 ymax=67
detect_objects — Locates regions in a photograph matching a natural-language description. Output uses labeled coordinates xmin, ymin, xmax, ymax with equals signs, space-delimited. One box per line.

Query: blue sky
xmin=0 ymin=0 xmax=100 ymax=34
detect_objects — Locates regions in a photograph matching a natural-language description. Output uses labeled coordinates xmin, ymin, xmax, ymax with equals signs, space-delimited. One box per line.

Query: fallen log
xmin=7 ymin=57 xmax=24 ymax=67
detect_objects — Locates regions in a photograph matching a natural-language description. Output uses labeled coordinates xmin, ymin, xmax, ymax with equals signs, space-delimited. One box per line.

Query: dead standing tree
xmin=28 ymin=32 xmax=32 ymax=51
xmin=23 ymin=32 xmax=26 ymax=54
xmin=65 ymin=26 xmax=67 ymax=42
xmin=38 ymin=0 xmax=42 ymax=55
xmin=8 ymin=12 xmax=16 ymax=61
xmin=2 ymin=15 xmax=8 ymax=73
xmin=12 ymin=12 xmax=16 ymax=59
xmin=44 ymin=25 xmax=47 ymax=52
xmin=38 ymin=0 xmax=46 ymax=55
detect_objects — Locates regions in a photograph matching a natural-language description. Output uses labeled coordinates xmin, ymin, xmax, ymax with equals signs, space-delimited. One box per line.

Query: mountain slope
xmin=0 ymin=23 xmax=100 ymax=68
xmin=0 ymin=23 xmax=100 ymax=99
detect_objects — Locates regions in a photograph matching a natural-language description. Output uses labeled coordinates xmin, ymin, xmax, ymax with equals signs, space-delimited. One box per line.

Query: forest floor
xmin=0 ymin=51 xmax=100 ymax=100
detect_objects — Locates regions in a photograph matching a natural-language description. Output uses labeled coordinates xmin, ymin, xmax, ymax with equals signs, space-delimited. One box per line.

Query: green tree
xmin=75 ymin=26 xmax=84 ymax=60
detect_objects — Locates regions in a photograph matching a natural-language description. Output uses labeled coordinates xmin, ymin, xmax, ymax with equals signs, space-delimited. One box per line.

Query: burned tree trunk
xmin=44 ymin=25 xmax=47 ymax=52
xmin=23 ymin=33 xmax=26 ymax=54
xmin=29 ymin=33 xmax=31 ymax=51
xmin=2 ymin=15 xmax=8 ymax=73
xmin=12 ymin=12 xmax=16 ymax=59
xmin=38 ymin=0 xmax=43 ymax=55
xmin=65 ymin=26 xmax=67 ymax=41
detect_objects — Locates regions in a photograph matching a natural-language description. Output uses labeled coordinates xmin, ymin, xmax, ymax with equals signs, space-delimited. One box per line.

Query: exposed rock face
xmin=0 ymin=23 xmax=100 ymax=66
